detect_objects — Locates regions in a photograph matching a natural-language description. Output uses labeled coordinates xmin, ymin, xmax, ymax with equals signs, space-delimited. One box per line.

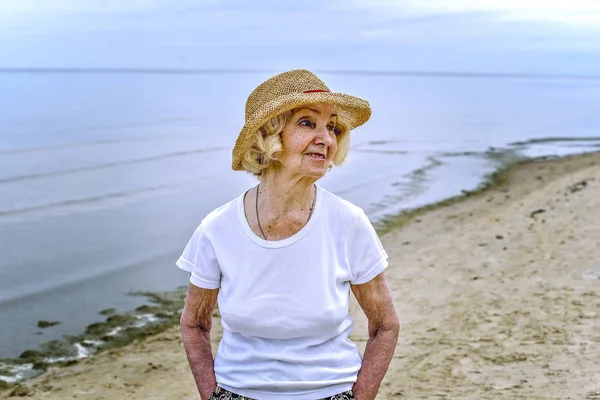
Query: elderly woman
xmin=177 ymin=69 xmax=399 ymax=400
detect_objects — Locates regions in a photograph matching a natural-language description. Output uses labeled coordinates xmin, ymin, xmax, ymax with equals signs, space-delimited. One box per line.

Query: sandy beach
xmin=3 ymin=151 xmax=600 ymax=400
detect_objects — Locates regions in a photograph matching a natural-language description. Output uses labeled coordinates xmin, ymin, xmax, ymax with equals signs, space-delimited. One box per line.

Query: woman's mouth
xmin=306 ymin=153 xmax=326 ymax=160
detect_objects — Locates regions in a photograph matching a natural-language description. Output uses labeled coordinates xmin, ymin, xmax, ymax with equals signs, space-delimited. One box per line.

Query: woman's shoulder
xmin=319 ymin=186 xmax=366 ymax=222
xmin=200 ymin=192 xmax=244 ymax=231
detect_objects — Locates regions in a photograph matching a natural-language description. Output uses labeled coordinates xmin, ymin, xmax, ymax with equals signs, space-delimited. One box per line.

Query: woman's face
xmin=277 ymin=103 xmax=339 ymax=180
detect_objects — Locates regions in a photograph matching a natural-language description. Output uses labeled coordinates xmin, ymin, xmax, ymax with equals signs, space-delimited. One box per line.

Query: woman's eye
xmin=299 ymin=120 xmax=314 ymax=128
xmin=326 ymin=123 xmax=335 ymax=131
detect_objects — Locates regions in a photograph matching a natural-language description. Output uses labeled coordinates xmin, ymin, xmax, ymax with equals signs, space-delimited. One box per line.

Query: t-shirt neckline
xmin=237 ymin=184 xmax=322 ymax=248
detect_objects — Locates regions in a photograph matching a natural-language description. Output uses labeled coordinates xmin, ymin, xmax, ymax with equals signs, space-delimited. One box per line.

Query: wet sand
xmin=3 ymin=151 xmax=600 ymax=399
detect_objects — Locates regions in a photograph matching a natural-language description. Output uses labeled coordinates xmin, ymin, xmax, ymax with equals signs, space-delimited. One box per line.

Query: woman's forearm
xmin=353 ymin=322 xmax=399 ymax=400
xmin=181 ymin=325 xmax=217 ymax=400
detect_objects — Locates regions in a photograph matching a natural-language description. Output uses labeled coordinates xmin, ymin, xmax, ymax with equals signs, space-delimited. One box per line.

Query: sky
xmin=0 ymin=0 xmax=599 ymax=74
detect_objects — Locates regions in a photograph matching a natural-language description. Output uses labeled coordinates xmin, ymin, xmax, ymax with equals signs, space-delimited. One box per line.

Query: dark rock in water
xmin=99 ymin=308 xmax=117 ymax=316
xmin=86 ymin=314 xmax=136 ymax=337
xmin=136 ymin=305 xmax=157 ymax=313
xmin=37 ymin=320 xmax=60 ymax=328
xmin=85 ymin=322 xmax=106 ymax=336
xmin=495 ymin=234 xmax=504 ymax=239
xmin=106 ymin=314 xmax=136 ymax=325
xmin=40 ymin=339 xmax=78 ymax=359
xmin=19 ymin=350 xmax=43 ymax=361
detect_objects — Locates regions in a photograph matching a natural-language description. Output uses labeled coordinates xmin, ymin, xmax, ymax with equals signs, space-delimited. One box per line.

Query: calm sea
xmin=1 ymin=70 xmax=599 ymax=358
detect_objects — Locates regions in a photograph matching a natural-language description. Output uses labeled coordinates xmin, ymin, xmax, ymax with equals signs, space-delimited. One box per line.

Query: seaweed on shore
xmin=0 ymin=287 xmax=188 ymax=385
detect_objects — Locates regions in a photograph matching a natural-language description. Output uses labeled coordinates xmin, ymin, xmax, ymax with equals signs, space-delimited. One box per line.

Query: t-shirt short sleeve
xmin=176 ymin=223 xmax=221 ymax=289
xmin=347 ymin=210 xmax=389 ymax=285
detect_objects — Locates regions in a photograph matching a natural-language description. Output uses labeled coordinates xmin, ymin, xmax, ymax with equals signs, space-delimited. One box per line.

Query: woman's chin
xmin=304 ymin=167 xmax=328 ymax=179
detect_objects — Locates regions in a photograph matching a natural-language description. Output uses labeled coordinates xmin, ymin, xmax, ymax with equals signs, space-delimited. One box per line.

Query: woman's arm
xmin=180 ymin=282 xmax=220 ymax=400
xmin=351 ymin=272 xmax=400 ymax=400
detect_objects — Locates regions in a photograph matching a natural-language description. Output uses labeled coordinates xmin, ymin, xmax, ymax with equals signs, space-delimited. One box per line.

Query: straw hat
xmin=231 ymin=69 xmax=371 ymax=171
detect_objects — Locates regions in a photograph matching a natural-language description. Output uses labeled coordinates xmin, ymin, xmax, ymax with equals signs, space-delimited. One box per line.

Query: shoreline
xmin=373 ymin=152 xmax=563 ymax=236
xmin=2 ymin=150 xmax=600 ymax=398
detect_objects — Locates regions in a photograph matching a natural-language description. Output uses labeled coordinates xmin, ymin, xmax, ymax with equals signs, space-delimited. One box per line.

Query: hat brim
xmin=232 ymin=91 xmax=371 ymax=171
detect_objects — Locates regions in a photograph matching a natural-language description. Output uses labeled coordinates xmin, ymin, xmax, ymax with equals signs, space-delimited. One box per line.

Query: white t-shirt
xmin=176 ymin=185 xmax=389 ymax=400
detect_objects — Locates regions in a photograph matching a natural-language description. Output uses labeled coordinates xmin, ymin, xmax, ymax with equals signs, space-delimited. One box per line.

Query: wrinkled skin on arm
xmin=351 ymin=272 xmax=400 ymax=400
xmin=180 ymin=283 xmax=219 ymax=400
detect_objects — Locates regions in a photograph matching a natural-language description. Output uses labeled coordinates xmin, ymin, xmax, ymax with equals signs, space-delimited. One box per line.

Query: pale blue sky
xmin=1 ymin=0 xmax=599 ymax=74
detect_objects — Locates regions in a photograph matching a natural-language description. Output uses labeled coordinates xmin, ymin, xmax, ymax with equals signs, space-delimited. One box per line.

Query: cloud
xmin=0 ymin=0 xmax=219 ymax=15
xmin=343 ymin=0 xmax=600 ymax=30
xmin=0 ymin=0 xmax=598 ymax=70
xmin=2 ymin=0 xmax=598 ymax=47
xmin=328 ymin=0 xmax=600 ymax=52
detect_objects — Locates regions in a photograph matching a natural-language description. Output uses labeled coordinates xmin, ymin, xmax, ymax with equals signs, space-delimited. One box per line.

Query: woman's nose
xmin=315 ymin=125 xmax=333 ymax=146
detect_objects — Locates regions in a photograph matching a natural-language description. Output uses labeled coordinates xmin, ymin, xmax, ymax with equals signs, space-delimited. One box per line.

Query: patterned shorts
xmin=209 ymin=385 xmax=354 ymax=400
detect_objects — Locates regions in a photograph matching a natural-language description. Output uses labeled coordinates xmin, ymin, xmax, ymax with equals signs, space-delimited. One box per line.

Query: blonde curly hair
xmin=240 ymin=109 xmax=351 ymax=179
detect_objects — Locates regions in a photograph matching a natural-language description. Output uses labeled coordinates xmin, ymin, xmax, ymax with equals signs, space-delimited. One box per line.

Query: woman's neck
xmin=258 ymin=173 xmax=316 ymax=217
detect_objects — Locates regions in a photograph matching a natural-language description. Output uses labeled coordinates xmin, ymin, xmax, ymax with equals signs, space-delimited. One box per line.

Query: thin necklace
xmin=256 ymin=184 xmax=317 ymax=240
